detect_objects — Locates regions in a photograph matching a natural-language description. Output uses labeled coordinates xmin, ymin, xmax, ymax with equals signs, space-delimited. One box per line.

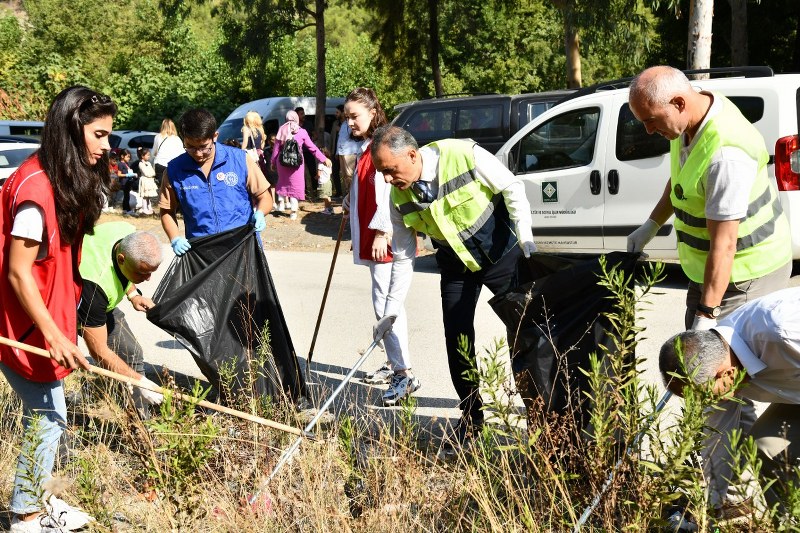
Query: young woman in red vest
xmin=0 ymin=86 xmax=117 ymax=532
xmin=342 ymin=87 xmax=419 ymax=406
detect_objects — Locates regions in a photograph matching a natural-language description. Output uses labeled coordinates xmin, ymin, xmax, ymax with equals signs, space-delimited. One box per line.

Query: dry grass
xmin=0 ymin=260 xmax=796 ymax=531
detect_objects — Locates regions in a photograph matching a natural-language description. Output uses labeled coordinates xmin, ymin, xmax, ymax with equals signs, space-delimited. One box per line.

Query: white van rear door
xmin=601 ymin=93 xmax=677 ymax=257
xmin=503 ymin=102 xmax=610 ymax=252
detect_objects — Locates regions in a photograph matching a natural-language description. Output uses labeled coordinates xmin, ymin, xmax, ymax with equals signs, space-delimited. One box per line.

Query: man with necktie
xmin=371 ymin=125 xmax=537 ymax=452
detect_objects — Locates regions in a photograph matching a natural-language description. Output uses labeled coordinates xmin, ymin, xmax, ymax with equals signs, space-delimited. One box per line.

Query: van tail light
xmin=775 ymin=135 xmax=800 ymax=191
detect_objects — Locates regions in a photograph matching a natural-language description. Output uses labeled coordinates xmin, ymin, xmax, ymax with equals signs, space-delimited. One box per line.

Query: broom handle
xmin=0 ymin=335 xmax=311 ymax=439
xmin=307 ymin=214 xmax=347 ymax=365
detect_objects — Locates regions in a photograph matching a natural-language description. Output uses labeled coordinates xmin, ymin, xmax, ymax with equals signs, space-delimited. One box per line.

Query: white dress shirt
xmin=713 ymin=286 xmax=800 ymax=403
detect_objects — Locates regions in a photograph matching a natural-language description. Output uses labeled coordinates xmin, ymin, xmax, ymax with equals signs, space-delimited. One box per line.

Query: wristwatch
xmin=696 ymin=302 xmax=721 ymax=318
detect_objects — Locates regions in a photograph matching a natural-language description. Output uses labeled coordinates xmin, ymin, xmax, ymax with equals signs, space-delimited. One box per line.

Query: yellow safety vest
xmin=669 ymin=93 xmax=791 ymax=283
xmin=79 ymin=222 xmax=136 ymax=311
xmin=391 ymin=139 xmax=516 ymax=272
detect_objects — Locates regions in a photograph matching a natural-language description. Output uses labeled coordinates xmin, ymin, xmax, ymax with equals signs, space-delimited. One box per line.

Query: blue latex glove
xmin=251 ymin=209 xmax=266 ymax=232
xmin=171 ymin=237 xmax=191 ymax=256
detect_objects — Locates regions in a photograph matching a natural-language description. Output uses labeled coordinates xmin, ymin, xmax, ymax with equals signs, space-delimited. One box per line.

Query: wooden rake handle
xmin=0 ymin=335 xmax=312 ymax=439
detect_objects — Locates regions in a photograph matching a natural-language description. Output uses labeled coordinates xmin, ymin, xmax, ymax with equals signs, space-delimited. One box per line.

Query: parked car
xmin=0 ymin=135 xmax=40 ymax=144
xmin=0 ymin=141 xmax=39 ymax=185
xmin=218 ymin=96 xmax=346 ymax=145
xmin=391 ymin=90 xmax=575 ymax=153
xmin=110 ymin=130 xmax=157 ymax=162
xmin=0 ymin=120 xmax=44 ymax=139
xmin=494 ymin=66 xmax=800 ymax=262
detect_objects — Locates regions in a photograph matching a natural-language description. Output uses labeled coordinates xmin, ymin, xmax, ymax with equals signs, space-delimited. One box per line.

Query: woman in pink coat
xmin=271 ymin=110 xmax=331 ymax=220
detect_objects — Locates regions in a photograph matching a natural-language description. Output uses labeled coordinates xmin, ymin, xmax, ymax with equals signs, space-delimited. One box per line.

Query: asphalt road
xmin=102 ymin=246 xmax=798 ymax=430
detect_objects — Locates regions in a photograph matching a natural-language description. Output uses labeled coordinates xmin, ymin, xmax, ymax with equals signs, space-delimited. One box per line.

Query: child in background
xmin=136 ymin=147 xmax=158 ymax=215
xmin=106 ymin=153 xmax=120 ymax=210
xmin=317 ymin=147 xmax=334 ymax=215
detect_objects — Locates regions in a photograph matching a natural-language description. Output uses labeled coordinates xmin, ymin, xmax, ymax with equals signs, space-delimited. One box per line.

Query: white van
xmin=217 ymin=96 xmax=345 ymax=145
xmin=494 ymin=67 xmax=800 ymax=263
xmin=0 ymin=120 xmax=45 ymax=139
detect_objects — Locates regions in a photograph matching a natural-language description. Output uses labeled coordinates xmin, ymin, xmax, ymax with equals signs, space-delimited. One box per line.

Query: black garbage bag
xmin=489 ymin=251 xmax=640 ymax=426
xmin=147 ymin=224 xmax=306 ymax=402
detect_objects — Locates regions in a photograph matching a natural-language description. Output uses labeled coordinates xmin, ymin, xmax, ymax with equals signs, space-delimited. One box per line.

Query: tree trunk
xmin=315 ymin=0 xmax=327 ymax=134
xmin=687 ymin=0 xmax=714 ymax=78
xmin=428 ymin=0 xmax=443 ymax=97
xmin=727 ymin=0 xmax=747 ymax=66
xmin=565 ymin=24 xmax=581 ymax=88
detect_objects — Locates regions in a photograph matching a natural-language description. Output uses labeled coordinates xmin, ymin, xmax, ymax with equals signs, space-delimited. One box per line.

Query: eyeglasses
xmin=184 ymin=142 xmax=214 ymax=155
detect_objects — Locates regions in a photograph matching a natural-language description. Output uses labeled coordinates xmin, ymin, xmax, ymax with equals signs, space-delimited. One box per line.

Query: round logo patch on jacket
xmin=216 ymin=171 xmax=239 ymax=187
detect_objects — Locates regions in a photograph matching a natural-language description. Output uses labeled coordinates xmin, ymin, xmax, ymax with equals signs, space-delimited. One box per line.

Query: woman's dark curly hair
xmin=38 ymin=86 xmax=117 ymax=244
xmin=345 ymin=87 xmax=388 ymax=140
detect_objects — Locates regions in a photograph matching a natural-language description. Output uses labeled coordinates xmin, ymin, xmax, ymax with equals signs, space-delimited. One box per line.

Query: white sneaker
xmin=363 ymin=363 xmax=393 ymax=385
xmin=382 ymin=373 xmax=421 ymax=406
xmin=289 ymin=212 xmax=297 ymax=220
xmin=276 ymin=200 xmax=285 ymax=212
xmin=45 ymin=494 xmax=93 ymax=530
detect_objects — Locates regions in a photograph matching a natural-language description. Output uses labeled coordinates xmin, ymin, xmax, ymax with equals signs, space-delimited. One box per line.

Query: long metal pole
xmin=0 ymin=335 xmax=311 ymax=439
xmin=307 ymin=215 xmax=347 ymax=365
xmin=573 ymin=390 xmax=674 ymax=531
xmin=249 ymin=317 xmax=395 ymax=503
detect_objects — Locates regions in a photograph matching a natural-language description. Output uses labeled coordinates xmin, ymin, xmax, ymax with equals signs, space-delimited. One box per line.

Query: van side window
xmin=456 ymin=105 xmax=503 ymax=139
xmin=521 ymin=102 xmax=555 ymax=125
xmin=128 ymin=135 xmax=155 ymax=150
xmin=616 ymin=104 xmax=670 ymax=161
xmin=403 ymin=110 xmax=454 ymax=142
xmin=511 ymin=107 xmax=600 ymax=173
xmin=8 ymin=126 xmax=43 ymax=137
xmin=728 ymin=96 xmax=764 ymax=123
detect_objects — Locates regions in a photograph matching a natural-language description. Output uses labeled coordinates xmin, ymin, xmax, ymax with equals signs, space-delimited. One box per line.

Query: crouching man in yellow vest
xmin=371 ymin=125 xmax=537 ymax=453
xmin=627 ymin=65 xmax=792 ymax=516
xmin=79 ymin=222 xmax=164 ymax=416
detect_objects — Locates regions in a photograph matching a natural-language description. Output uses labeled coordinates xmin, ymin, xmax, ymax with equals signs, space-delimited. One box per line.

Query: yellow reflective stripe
xmin=456 ymin=196 xmax=499 ymax=242
xmin=676 ymin=196 xmax=784 ymax=252
xmin=398 ymin=201 xmax=430 ymax=215
xmin=439 ymin=169 xmax=477 ymax=197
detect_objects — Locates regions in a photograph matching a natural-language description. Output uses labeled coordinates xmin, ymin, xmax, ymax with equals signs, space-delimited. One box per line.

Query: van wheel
xmin=793 ymin=260 xmax=800 ymax=277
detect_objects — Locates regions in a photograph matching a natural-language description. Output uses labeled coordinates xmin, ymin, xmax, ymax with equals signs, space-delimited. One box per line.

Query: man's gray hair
xmin=629 ymin=66 xmax=692 ymax=107
xmin=119 ymin=231 xmax=162 ymax=266
xmin=371 ymin=125 xmax=418 ymax=158
xmin=659 ymin=330 xmax=728 ymax=389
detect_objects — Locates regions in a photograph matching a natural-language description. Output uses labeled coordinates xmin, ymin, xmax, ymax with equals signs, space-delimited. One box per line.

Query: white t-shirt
xmin=153 ymin=134 xmax=185 ymax=167
xmin=679 ymin=93 xmax=759 ymax=221
xmin=11 ymin=201 xmax=47 ymax=259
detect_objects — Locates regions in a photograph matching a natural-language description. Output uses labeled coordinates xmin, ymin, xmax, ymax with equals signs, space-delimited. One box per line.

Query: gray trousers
xmin=685 ymin=261 xmax=792 ymax=508
xmin=751 ymin=403 xmax=800 ymax=514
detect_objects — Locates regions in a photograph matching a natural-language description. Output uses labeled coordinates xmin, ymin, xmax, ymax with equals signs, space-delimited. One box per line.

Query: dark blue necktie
xmin=413 ymin=180 xmax=435 ymax=203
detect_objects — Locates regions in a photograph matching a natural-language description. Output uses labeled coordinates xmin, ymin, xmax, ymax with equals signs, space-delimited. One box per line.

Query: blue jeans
xmin=0 ymin=362 xmax=66 ymax=514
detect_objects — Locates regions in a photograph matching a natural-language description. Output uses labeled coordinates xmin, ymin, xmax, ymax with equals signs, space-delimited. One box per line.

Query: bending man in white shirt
xmin=660 ymin=286 xmax=800 ymax=517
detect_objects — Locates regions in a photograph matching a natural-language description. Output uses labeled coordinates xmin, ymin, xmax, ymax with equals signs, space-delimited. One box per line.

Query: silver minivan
xmin=217 ymin=96 xmax=346 ymax=144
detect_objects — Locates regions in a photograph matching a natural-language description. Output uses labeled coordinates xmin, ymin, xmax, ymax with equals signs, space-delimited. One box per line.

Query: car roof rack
xmin=556 ymin=66 xmax=775 ymax=105
xmin=418 ymin=92 xmax=502 ymax=101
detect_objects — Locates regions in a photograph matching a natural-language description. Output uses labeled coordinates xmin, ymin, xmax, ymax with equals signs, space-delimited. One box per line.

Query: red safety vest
xmin=356 ymin=146 xmax=392 ymax=263
xmin=0 ymin=155 xmax=83 ymax=382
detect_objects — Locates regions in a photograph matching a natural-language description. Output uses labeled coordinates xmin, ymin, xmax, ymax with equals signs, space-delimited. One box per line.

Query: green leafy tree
xmin=216 ymin=0 xmax=331 ymax=132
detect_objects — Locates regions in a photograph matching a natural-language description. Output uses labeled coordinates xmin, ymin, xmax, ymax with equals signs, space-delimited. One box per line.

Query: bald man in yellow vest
xmin=627 ymin=65 xmax=792 ymax=515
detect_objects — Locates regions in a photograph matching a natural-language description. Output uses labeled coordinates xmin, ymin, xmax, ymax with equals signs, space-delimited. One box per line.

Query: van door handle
xmin=590 ymin=170 xmax=601 ymax=195
xmin=607 ymin=169 xmax=619 ymax=195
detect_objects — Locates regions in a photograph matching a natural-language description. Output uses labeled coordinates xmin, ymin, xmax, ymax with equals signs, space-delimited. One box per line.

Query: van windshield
xmin=217 ymin=120 xmax=242 ymax=144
